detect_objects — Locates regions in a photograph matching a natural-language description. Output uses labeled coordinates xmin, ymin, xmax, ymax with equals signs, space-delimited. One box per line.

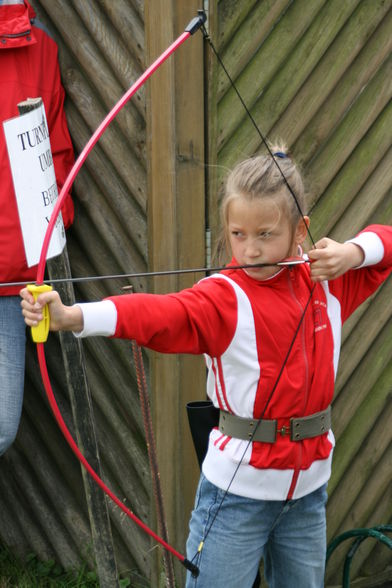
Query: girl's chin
xmin=244 ymin=267 xmax=279 ymax=280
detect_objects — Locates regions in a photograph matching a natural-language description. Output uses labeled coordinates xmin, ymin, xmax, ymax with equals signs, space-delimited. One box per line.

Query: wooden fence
xmin=210 ymin=1 xmax=392 ymax=585
xmin=1 ymin=1 xmax=205 ymax=586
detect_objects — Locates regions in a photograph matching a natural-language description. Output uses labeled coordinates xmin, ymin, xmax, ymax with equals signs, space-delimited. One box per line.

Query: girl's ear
xmin=295 ymin=216 xmax=310 ymax=245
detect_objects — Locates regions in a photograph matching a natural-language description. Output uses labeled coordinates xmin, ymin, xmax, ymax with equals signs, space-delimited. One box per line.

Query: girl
xmin=21 ymin=149 xmax=392 ymax=587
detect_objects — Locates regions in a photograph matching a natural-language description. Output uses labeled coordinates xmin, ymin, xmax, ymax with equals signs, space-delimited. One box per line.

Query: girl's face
xmin=227 ymin=194 xmax=308 ymax=280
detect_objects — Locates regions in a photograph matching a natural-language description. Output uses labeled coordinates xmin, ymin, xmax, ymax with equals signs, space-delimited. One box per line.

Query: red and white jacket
xmin=76 ymin=225 xmax=392 ymax=500
xmin=0 ymin=0 xmax=74 ymax=295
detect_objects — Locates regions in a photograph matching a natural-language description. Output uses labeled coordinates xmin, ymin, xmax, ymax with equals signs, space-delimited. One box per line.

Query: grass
xmin=0 ymin=548 xmax=97 ymax=587
xmin=0 ymin=546 xmax=135 ymax=587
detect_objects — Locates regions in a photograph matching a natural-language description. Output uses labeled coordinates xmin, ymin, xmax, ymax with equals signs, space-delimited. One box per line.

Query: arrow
xmin=3 ymin=257 xmax=309 ymax=288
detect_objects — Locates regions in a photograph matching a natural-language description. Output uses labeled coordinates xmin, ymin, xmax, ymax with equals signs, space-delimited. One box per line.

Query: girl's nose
xmin=245 ymin=239 xmax=261 ymax=258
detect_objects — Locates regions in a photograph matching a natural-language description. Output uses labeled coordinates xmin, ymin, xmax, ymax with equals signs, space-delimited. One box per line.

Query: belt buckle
xmin=277 ymin=425 xmax=288 ymax=437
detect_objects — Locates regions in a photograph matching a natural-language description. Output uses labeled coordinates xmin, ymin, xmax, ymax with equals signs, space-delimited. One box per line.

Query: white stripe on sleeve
xmin=72 ymin=300 xmax=117 ymax=338
xmin=346 ymin=231 xmax=384 ymax=267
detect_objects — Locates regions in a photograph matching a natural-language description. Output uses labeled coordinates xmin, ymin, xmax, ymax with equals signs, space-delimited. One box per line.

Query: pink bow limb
xmin=33 ymin=11 xmax=206 ymax=578
xmin=37 ymin=30 xmax=192 ymax=284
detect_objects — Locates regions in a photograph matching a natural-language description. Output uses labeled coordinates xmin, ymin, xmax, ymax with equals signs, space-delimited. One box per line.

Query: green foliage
xmin=0 ymin=542 xmax=151 ymax=587
xmin=0 ymin=546 xmax=104 ymax=587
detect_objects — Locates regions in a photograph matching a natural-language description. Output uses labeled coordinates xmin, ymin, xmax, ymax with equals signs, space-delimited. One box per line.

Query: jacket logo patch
xmin=313 ymin=300 xmax=327 ymax=333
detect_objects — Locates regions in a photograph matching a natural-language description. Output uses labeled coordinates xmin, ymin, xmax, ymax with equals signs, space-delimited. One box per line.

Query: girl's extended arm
xmin=20 ymin=287 xmax=83 ymax=332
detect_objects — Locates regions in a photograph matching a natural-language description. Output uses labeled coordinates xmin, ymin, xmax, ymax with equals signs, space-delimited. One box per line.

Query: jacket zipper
xmin=286 ymin=269 xmax=310 ymax=499
xmin=1 ymin=30 xmax=31 ymax=39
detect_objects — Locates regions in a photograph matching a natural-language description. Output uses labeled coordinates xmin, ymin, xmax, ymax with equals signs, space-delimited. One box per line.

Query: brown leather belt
xmin=218 ymin=406 xmax=331 ymax=443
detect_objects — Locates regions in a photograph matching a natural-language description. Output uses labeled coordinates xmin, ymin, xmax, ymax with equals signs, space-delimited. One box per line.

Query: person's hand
xmin=20 ymin=287 xmax=83 ymax=332
xmin=308 ymin=238 xmax=364 ymax=282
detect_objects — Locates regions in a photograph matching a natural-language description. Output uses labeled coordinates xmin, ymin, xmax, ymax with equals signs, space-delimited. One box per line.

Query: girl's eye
xmin=260 ymin=231 xmax=271 ymax=238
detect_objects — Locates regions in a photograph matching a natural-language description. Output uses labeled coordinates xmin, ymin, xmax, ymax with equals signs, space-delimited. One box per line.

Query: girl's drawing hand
xmin=308 ymin=238 xmax=364 ymax=282
xmin=20 ymin=287 xmax=84 ymax=332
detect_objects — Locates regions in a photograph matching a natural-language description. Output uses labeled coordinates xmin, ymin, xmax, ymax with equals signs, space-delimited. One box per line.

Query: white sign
xmin=3 ymin=102 xmax=66 ymax=267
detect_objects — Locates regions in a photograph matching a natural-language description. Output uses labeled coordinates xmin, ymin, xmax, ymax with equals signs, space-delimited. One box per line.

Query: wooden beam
xmin=145 ymin=1 xmax=205 ymax=583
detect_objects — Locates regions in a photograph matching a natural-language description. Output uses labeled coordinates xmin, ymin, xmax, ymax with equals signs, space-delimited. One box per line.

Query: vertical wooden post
xmin=204 ymin=3 xmax=220 ymax=247
xmin=172 ymin=0 xmax=207 ymax=560
xmin=18 ymin=98 xmax=119 ymax=588
xmin=145 ymin=2 xmax=205 ymax=583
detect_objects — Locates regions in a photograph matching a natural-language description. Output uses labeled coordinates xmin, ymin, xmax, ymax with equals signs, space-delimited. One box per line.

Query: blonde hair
xmin=215 ymin=146 xmax=307 ymax=262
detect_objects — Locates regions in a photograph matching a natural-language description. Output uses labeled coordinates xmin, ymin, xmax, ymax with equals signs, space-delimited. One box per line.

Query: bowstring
xmin=189 ymin=24 xmax=319 ymax=572
xmin=189 ymin=282 xmax=316 ymax=568
xmin=201 ymin=23 xmax=316 ymax=249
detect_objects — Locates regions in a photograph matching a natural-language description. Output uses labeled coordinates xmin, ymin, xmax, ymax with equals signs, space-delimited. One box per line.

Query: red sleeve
xmin=107 ymin=277 xmax=238 ymax=356
xmin=329 ymin=225 xmax=392 ymax=322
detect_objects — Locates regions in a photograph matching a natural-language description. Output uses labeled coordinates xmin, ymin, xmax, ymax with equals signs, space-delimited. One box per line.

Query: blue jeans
xmin=0 ymin=296 xmax=26 ymax=455
xmin=186 ymin=474 xmax=327 ymax=588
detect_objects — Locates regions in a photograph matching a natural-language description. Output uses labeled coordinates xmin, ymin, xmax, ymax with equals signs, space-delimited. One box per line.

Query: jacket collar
xmin=0 ymin=0 xmax=37 ymax=49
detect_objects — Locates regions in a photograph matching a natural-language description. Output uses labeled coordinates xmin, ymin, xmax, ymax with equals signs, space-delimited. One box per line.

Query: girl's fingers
xmin=22 ymin=308 xmax=43 ymax=326
xmin=20 ymin=288 xmax=54 ymax=327
xmin=20 ymin=287 xmax=35 ymax=305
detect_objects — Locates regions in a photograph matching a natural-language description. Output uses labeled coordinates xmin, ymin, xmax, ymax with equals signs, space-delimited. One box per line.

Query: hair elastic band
xmin=273 ymin=151 xmax=287 ymax=159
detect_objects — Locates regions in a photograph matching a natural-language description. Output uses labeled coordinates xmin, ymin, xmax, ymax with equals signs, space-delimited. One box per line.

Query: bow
xmin=28 ymin=10 xmax=316 ymax=582
xmin=29 ymin=11 xmax=207 ymax=579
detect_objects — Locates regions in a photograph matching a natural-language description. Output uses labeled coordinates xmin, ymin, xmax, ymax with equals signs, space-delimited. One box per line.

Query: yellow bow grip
xmin=27 ymin=284 xmax=53 ymax=343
